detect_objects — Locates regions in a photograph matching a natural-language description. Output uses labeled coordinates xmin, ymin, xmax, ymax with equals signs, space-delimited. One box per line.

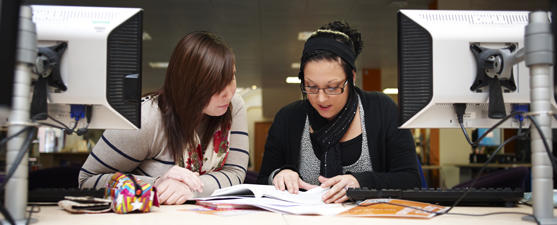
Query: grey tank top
xmin=299 ymin=95 xmax=373 ymax=185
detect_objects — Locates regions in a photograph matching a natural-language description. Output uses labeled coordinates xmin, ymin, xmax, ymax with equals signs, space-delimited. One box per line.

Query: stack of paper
xmin=194 ymin=184 xmax=350 ymax=215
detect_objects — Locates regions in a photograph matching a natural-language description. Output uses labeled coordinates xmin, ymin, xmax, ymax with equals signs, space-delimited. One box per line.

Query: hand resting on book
xmin=273 ymin=169 xmax=318 ymax=194
xmin=319 ymin=175 xmax=360 ymax=203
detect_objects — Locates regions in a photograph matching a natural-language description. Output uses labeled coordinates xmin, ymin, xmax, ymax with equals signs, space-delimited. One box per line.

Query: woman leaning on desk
xmin=78 ymin=31 xmax=249 ymax=205
xmin=256 ymin=21 xmax=420 ymax=203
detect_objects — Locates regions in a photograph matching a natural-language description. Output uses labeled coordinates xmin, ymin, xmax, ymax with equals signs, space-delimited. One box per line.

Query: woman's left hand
xmin=319 ymin=175 xmax=360 ymax=203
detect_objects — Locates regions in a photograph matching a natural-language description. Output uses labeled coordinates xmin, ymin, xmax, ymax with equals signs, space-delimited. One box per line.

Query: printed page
xmin=207 ymin=184 xmax=327 ymax=205
xmin=338 ymin=198 xmax=449 ymax=218
xmin=209 ymin=184 xmax=276 ymax=198
xmin=262 ymin=186 xmax=327 ymax=204
xmin=197 ymin=197 xmax=352 ymax=216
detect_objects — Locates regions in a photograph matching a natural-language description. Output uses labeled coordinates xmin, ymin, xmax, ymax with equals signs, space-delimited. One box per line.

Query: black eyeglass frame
xmin=300 ymin=80 xmax=349 ymax=95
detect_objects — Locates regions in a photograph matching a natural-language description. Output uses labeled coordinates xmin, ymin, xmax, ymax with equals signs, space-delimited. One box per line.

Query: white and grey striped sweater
xmin=78 ymin=95 xmax=249 ymax=197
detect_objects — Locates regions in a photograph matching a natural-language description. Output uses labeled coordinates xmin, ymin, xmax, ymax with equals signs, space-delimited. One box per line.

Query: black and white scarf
xmin=307 ymin=84 xmax=358 ymax=178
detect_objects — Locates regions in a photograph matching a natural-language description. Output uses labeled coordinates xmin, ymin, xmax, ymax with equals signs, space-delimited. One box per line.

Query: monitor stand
xmin=523 ymin=11 xmax=557 ymax=225
xmin=3 ymin=5 xmax=36 ymax=225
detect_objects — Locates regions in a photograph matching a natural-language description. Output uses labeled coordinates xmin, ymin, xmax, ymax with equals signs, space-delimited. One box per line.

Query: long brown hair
xmin=150 ymin=31 xmax=235 ymax=163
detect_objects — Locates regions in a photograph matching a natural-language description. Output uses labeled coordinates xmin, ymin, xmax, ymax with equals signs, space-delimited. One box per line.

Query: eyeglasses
xmin=301 ymin=80 xmax=348 ymax=95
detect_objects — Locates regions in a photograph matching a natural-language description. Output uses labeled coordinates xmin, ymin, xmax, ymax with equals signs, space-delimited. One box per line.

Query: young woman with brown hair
xmin=79 ymin=31 xmax=249 ymax=205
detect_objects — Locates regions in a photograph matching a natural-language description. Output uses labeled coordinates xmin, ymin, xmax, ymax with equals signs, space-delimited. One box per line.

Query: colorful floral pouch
xmin=105 ymin=172 xmax=159 ymax=213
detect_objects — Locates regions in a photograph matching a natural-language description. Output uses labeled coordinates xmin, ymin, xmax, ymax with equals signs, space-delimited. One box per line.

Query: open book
xmin=208 ymin=184 xmax=326 ymax=204
xmin=194 ymin=184 xmax=350 ymax=215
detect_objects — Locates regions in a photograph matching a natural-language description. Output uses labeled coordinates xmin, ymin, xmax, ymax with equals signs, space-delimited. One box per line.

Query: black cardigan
xmin=256 ymin=88 xmax=421 ymax=189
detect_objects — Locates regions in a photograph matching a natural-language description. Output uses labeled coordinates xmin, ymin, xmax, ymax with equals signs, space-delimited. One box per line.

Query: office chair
xmin=416 ymin=155 xmax=428 ymax=188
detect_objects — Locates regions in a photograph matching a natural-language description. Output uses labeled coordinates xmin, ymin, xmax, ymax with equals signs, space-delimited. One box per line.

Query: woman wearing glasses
xmin=257 ymin=21 xmax=420 ymax=203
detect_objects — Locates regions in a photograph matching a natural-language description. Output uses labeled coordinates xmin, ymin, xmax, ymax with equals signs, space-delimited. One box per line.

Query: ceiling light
xmin=148 ymin=62 xmax=168 ymax=69
xmin=286 ymin=76 xmax=301 ymax=84
xmin=291 ymin=62 xmax=300 ymax=69
xmin=142 ymin=31 xmax=152 ymax=41
xmin=251 ymin=85 xmax=257 ymax=90
xmin=298 ymin=31 xmax=313 ymax=41
xmin=383 ymin=88 xmax=398 ymax=95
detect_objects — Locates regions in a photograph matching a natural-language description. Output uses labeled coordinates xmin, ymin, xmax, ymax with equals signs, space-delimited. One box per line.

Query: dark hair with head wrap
xmin=298 ymin=21 xmax=365 ymax=178
xmin=298 ymin=21 xmax=363 ymax=86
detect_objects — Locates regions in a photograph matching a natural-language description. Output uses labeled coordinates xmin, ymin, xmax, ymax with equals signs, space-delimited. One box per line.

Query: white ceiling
xmin=26 ymin=0 xmax=551 ymax=92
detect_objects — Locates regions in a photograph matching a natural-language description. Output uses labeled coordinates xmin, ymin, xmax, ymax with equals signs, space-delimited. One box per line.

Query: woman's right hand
xmin=156 ymin=178 xmax=194 ymax=205
xmin=157 ymin=165 xmax=203 ymax=193
xmin=272 ymin=169 xmax=317 ymax=194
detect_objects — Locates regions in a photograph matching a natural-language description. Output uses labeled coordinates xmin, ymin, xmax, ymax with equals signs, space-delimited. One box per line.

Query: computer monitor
xmin=0 ymin=0 xmax=20 ymax=124
xmin=4 ymin=5 xmax=144 ymax=223
xmin=31 ymin=5 xmax=143 ymax=130
xmin=477 ymin=128 xmax=501 ymax=147
xmin=397 ymin=10 xmax=557 ymax=129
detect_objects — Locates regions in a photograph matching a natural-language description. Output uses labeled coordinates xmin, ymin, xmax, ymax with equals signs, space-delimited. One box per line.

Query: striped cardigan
xmin=78 ymin=95 xmax=249 ymax=197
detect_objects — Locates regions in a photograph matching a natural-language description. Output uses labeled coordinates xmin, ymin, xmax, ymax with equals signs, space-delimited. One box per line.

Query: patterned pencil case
xmin=105 ymin=172 xmax=159 ymax=214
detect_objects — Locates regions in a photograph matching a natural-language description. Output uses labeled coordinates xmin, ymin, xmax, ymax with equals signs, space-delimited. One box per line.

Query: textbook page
xmin=205 ymin=184 xmax=327 ymax=204
xmin=196 ymin=196 xmax=352 ymax=216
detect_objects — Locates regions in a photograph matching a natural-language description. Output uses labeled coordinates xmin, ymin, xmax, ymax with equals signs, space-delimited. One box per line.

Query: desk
xmin=26 ymin=204 xmax=547 ymax=225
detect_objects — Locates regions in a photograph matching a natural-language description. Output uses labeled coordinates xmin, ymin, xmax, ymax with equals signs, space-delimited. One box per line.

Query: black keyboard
xmin=27 ymin=188 xmax=106 ymax=203
xmin=346 ymin=187 xmax=524 ymax=206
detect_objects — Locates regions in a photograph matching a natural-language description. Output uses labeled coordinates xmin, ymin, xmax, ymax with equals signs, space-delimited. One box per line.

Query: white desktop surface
xmin=27 ymin=204 xmax=546 ymax=225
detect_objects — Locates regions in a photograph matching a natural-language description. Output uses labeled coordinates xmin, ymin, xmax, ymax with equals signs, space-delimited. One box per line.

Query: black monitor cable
xmin=352 ymin=132 xmax=534 ymax=221
xmin=370 ymin=201 xmax=539 ymax=224
xmin=0 ymin=126 xmax=36 ymax=225
xmin=525 ymin=115 xmax=557 ymax=173
xmin=448 ymin=106 xmax=557 ymax=223
xmin=396 ymin=106 xmax=540 ymax=223
xmin=454 ymin=103 xmax=523 ymax=148
xmin=454 ymin=103 xmax=474 ymax=146
xmin=0 ymin=112 xmax=52 ymax=225
xmin=444 ymin=133 xmax=524 ymax=212
xmin=472 ymin=111 xmax=524 ymax=147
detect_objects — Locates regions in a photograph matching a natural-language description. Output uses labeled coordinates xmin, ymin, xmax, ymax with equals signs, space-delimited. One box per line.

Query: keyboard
xmin=346 ymin=187 xmax=524 ymax=206
xmin=27 ymin=188 xmax=106 ymax=203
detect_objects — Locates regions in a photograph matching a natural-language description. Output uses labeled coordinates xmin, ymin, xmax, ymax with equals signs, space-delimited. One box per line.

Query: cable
xmin=0 ymin=206 xmax=16 ymax=225
xmin=446 ymin=211 xmax=540 ymax=225
xmin=0 ymin=127 xmax=36 ymax=225
xmin=0 ymin=126 xmax=36 ymax=192
xmin=37 ymin=122 xmax=66 ymax=130
xmin=362 ymin=134 xmax=529 ymax=220
xmin=453 ymin=104 xmax=475 ymax=146
xmin=25 ymin=205 xmax=38 ymax=225
xmin=473 ymin=111 xmax=523 ymax=147
xmin=0 ymin=126 xmax=33 ymax=146
xmin=46 ymin=115 xmax=70 ymax=131
xmin=525 ymin=115 xmax=557 ymax=173
xmin=458 ymin=121 xmax=474 ymax=146
xmin=451 ymin=110 xmax=557 ymax=224
xmin=453 ymin=104 xmax=522 ymax=148
xmin=444 ymin=134 xmax=524 ymax=213
xmin=372 ymin=201 xmax=539 ymax=224
xmin=0 ymin=112 xmax=49 ymax=146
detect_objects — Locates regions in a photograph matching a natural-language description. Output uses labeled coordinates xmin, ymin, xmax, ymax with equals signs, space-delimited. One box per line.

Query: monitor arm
xmin=30 ymin=42 xmax=67 ymax=120
xmin=470 ymin=43 xmax=520 ymax=119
